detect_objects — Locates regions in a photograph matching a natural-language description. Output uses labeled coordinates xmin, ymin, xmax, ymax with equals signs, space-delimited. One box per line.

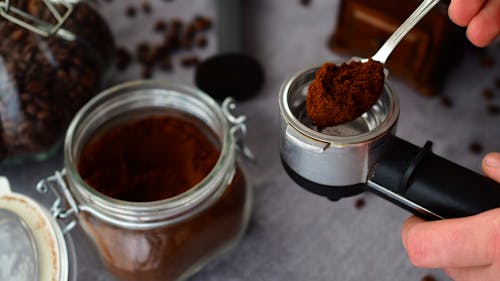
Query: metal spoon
xmin=365 ymin=0 xmax=440 ymax=64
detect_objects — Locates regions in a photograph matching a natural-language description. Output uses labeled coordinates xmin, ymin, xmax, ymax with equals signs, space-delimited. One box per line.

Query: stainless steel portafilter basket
xmin=279 ymin=66 xmax=500 ymax=220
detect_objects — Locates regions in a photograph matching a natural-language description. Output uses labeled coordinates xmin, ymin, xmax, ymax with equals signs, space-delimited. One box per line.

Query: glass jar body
xmin=60 ymin=81 xmax=252 ymax=281
xmin=79 ymin=167 xmax=249 ymax=281
xmin=0 ymin=0 xmax=115 ymax=163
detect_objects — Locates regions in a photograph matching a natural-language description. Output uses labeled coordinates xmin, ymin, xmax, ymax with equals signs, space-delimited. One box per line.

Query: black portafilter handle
xmin=369 ymin=136 xmax=500 ymax=220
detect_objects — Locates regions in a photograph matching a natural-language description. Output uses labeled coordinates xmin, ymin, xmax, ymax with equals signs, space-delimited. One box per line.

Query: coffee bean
xmin=142 ymin=1 xmax=152 ymax=14
xmin=482 ymin=89 xmax=494 ymax=100
xmin=154 ymin=20 xmax=167 ymax=33
xmin=469 ymin=142 xmax=483 ymax=154
xmin=180 ymin=55 xmax=200 ymax=67
xmin=195 ymin=36 xmax=208 ymax=48
xmin=171 ymin=19 xmax=183 ymax=32
xmin=354 ymin=198 xmax=365 ymax=209
xmin=158 ymin=58 xmax=172 ymax=71
xmin=480 ymin=56 xmax=494 ymax=68
xmin=126 ymin=5 xmax=137 ymax=18
xmin=116 ymin=47 xmax=132 ymax=71
xmin=10 ymin=30 xmax=25 ymax=42
xmin=421 ymin=274 xmax=436 ymax=281
xmin=487 ymin=105 xmax=500 ymax=115
xmin=37 ymin=111 xmax=51 ymax=121
xmin=142 ymin=66 xmax=153 ymax=78
xmin=300 ymin=0 xmax=312 ymax=6
xmin=136 ymin=42 xmax=151 ymax=64
xmin=440 ymin=96 xmax=452 ymax=108
xmin=192 ymin=15 xmax=212 ymax=31
xmin=20 ymin=93 xmax=32 ymax=102
xmin=25 ymin=81 xmax=44 ymax=93
xmin=495 ymin=77 xmax=500 ymax=90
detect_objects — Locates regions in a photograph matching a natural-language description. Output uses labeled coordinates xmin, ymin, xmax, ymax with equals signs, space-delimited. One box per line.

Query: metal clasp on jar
xmin=221 ymin=97 xmax=256 ymax=163
xmin=0 ymin=0 xmax=75 ymax=40
xmin=36 ymin=169 xmax=79 ymax=234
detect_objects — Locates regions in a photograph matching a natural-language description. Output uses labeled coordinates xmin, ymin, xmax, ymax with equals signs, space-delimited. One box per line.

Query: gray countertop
xmin=1 ymin=0 xmax=500 ymax=280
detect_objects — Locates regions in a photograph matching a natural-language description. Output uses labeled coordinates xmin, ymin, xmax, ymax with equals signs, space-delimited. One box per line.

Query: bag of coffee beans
xmin=0 ymin=0 xmax=115 ymax=163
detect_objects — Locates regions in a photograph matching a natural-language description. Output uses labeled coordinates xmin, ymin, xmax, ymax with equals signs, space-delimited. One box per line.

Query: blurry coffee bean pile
xmin=0 ymin=0 xmax=115 ymax=162
xmin=114 ymin=1 xmax=213 ymax=79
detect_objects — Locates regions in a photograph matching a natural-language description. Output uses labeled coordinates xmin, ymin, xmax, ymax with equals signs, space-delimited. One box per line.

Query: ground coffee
xmin=306 ymin=59 xmax=384 ymax=128
xmin=78 ymin=114 xmax=220 ymax=201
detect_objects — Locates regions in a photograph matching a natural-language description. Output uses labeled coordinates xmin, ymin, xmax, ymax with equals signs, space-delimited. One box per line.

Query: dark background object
xmin=196 ymin=53 xmax=264 ymax=101
xmin=195 ymin=0 xmax=264 ymax=101
xmin=329 ymin=0 xmax=467 ymax=96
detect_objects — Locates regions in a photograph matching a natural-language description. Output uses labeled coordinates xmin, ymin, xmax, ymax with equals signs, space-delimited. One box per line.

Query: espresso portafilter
xmin=279 ymin=66 xmax=500 ymax=220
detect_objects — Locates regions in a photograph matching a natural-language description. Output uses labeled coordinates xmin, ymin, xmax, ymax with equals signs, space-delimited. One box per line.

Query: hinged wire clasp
xmin=222 ymin=97 xmax=256 ymax=163
xmin=36 ymin=169 xmax=79 ymax=234
xmin=0 ymin=0 xmax=75 ymax=40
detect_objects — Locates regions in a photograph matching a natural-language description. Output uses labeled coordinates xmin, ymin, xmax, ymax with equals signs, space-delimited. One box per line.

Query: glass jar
xmin=37 ymin=80 xmax=253 ymax=281
xmin=0 ymin=177 xmax=78 ymax=281
xmin=0 ymin=0 xmax=115 ymax=163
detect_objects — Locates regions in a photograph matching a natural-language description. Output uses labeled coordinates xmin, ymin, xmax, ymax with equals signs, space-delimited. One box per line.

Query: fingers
xmin=448 ymin=0 xmax=487 ymax=27
xmin=466 ymin=0 xmax=500 ymax=47
xmin=444 ymin=265 xmax=499 ymax=281
xmin=448 ymin=0 xmax=500 ymax=47
xmin=483 ymin=152 xmax=500 ymax=183
xmin=401 ymin=209 xmax=500 ymax=268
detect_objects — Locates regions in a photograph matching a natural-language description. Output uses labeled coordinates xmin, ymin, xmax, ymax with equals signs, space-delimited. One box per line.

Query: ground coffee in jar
xmin=0 ymin=0 xmax=115 ymax=163
xmin=78 ymin=115 xmax=221 ymax=202
xmin=306 ymin=59 xmax=384 ymax=128
xmin=41 ymin=81 xmax=252 ymax=281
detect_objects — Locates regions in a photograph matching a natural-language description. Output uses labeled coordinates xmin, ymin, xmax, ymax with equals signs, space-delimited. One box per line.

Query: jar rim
xmin=63 ymin=80 xmax=235 ymax=222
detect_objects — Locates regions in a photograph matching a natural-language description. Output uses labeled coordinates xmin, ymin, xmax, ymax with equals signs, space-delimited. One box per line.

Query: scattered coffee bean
xmin=469 ymin=142 xmax=483 ymax=154
xmin=142 ymin=1 xmax=152 ymax=14
xmin=300 ymin=0 xmax=312 ymax=6
xmin=487 ymin=105 xmax=500 ymax=115
xmin=421 ymin=274 xmax=436 ymax=281
xmin=136 ymin=42 xmax=151 ymax=64
xmin=495 ymin=77 xmax=500 ymax=90
xmin=115 ymin=47 xmax=132 ymax=71
xmin=180 ymin=55 xmax=200 ymax=67
xmin=195 ymin=36 xmax=208 ymax=48
xmin=193 ymin=15 xmax=212 ymax=31
xmin=158 ymin=58 xmax=172 ymax=71
xmin=154 ymin=20 xmax=167 ymax=33
xmin=482 ymin=88 xmax=494 ymax=100
xmin=126 ymin=5 xmax=137 ymax=18
xmin=119 ymin=13 xmax=213 ymax=77
xmin=480 ymin=55 xmax=494 ymax=68
xmin=440 ymin=96 xmax=452 ymax=108
xmin=142 ymin=66 xmax=153 ymax=79
xmin=354 ymin=198 xmax=365 ymax=209
xmin=171 ymin=18 xmax=183 ymax=32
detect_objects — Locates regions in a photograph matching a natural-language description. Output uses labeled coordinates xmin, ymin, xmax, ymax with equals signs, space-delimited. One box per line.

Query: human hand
xmin=448 ymin=0 xmax=500 ymax=47
xmin=401 ymin=152 xmax=500 ymax=281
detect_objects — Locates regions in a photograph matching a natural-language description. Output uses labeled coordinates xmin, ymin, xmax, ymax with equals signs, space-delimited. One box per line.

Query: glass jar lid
xmin=0 ymin=177 xmax=69 ymax=281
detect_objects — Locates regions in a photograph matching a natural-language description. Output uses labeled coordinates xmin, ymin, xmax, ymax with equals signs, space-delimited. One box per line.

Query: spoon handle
xmin=372 ymin=0 xmax=440 ymax=64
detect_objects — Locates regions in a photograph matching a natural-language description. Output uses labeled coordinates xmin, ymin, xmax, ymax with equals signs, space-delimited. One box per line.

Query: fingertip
xmin=401 ymin=216 xmax=425 ymax=250
xmin=482 ymin=152 xmax=500 ymax=182
xmin=448 ymin=0 xmax=470 ymax=27
xmin=465 ymin=0 xmax=500 ymax=47
xmin=466 ymin=20 xmax=496 ymax=48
